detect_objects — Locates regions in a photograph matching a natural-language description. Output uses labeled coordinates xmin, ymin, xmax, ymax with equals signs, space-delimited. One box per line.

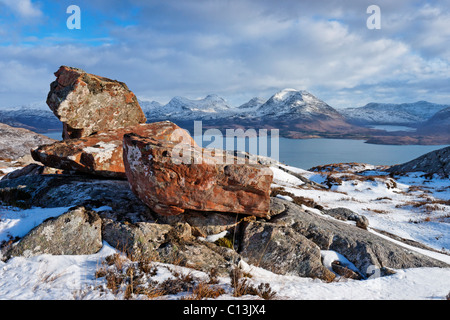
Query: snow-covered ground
xmin=276 ymin=163 xmax=450 ymax=254
xmin=0 ymin=162 xmax=449 ymax=300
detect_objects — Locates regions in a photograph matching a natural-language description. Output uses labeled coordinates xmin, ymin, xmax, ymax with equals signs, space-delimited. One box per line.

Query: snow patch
xmin=83 ymin=141 xmax=118 ymax=163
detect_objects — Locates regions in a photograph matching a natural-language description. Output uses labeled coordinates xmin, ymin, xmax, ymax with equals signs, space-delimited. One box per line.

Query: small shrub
xmin=182 ymin=282 xmax=226 ymax=300
xmin=229 ymin=267 xmax=276 ymax=300
xmin=215 ymin=235 xmax=234 ymax=249
xmin=256 ymin=283 xmax=277 ymax=300
xmin=271 ymin=187 xmax=322 ymax=210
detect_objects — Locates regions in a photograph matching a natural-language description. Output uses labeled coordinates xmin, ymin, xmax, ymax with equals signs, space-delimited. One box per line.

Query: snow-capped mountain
xmin=0 ymin=89 xmax=370 ymax=139
xmin=254 ymin=89 xmax=344 ymax=121
xmin=138 ymin=99 xmax=162 ymax=112
xmin=341 ymin=101 xmax=449 ymax=126
xmin=143 ymin=89 xmax=346 ymax=122
xmin=0 ymin=101 xmax=62 ymax=132
xmin=2 ymin=89 xmax=448 ymax=143
xmin=144 ymin=94 xmax=238 ymax=121
xmin=417 ymin=106 xmax=450 ymax=134
xmin=237 ymin=97 xmax=266 ymax=110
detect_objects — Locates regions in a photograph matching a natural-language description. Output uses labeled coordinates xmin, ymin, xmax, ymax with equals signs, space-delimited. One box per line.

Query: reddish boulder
xmin=123 ymin=133 xmax=273 ymax=217
xmin=31 ymin=121 xmax=195 ymax=179
xmin=47 ymin=66 xmax=146 ymax=139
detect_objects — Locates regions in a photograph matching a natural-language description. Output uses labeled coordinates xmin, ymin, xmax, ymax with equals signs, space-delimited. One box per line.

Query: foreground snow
xmin=0 ymin=162 xmax=449 ymax=300
xmin=276 ymin=163 xmax=450 ymax=254
xmin=1 ymin=241 xmax=449 ymax=300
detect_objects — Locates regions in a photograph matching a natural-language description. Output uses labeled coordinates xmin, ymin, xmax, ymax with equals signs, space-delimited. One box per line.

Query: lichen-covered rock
xmin=101 ymin=218 xmax=239 ymax=275
xmin=101 ymin=219 xmax=172 ymax=258
xmin=239 ymin=221 xmax=336 ymax=281
xmin=271 ymin=198 xmax=449 ymax=276
xmin=1 ymin=163 xmax=64 ymax=181
xmin=4 ymin=206 xmax=102 ymax=259
xmin=154 ymin=210 xmax=241 ymax=238
xmin=31 ymin=121 xmax=194 ymax=178
xmin=123 ymin=133 xmax=273 ymax=217
xmin=0 ymin=174 xmax=152 ymax=221
xmin=46 ymin=66 xmax=146 ymax=139
xmin=323 ymin=207 xmax=369 ymax=230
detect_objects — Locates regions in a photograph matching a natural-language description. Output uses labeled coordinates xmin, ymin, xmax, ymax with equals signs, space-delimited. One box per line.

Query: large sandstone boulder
xmin=123 ymin=133 xmax=273 ymax=217
xmin=47 ymin=66 xmax=146 ymax=139
xmin=31 ymin=121 xmax=195 ymax=178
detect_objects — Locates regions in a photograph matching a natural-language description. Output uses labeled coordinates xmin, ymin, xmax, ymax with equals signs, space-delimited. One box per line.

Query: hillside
xmin=0 ymin=122 xmax=55 ymax=160
xmin=341 ymin=101 xmax=449 ymax=126
xmin=417 ymin=107 xmax=450 ymax=135
xmin=0 ymin=66 xmax=449 ymax=302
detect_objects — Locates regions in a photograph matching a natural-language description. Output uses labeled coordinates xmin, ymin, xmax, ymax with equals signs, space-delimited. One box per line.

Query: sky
xmin=1 ymin=0 xmax=450 ymax=109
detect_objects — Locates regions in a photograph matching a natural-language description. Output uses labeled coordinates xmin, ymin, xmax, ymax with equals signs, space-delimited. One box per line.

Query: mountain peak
xmin=238 ymin=97 xmax=266 ymax=109
xmin=271 ymin=88 xmax=310 ymax=102
xmin=256 ymin=89 xmax=341 ymax=120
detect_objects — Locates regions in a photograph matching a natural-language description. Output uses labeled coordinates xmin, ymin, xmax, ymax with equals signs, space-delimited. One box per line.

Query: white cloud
xmin=0 ymin=0 xmax=42 ymax=19
xmin=1 ymin=0 xmax=450 ymax=108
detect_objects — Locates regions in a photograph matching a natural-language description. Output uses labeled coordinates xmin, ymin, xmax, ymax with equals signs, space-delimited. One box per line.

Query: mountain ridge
xmin=1 ymin=89 xmax=449 ymax=144
xmin=341 ymin=101 xmax=449 ymax=126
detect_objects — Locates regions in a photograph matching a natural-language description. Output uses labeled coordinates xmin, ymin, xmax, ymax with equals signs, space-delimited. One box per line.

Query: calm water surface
xmin=44 ymin=131 xmax=448 ymax=170
xmin=199 ymin=135 xmax=447 ymax=170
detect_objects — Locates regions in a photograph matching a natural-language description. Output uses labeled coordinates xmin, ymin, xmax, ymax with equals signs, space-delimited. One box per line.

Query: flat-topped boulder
xmin=31 ymin=121 xmax=195 ymax=179
xmin=123 ymin=133 xmax=273 ymax=217
xmin=47 ymin=66 xmax=146 ymax=139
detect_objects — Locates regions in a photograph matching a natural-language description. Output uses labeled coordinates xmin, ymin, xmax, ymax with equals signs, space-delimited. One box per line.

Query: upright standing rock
xmin=46 ymin=66 xmax=146 ymax=139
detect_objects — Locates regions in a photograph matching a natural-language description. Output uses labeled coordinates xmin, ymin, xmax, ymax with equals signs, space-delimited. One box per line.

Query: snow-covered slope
xmin=143 ymin=89 xmax=346 ymax=123
xmin=144 ymin=94 xmax=239 ymax=121
xmin=0 ymin=101 xmax=62 ymax=132
xmin=254 ymin=89 xmax=343 ymax=121
xmin=418 ymin=107 xmax=450 ymax=134
xmin=1 ymin=158 xmax=449 ymax=300
xmin=138 ymin=99 xmax=162 ymax=113
xmin=237 ymin=97 xmax=266 ymax=110
xmin=342 ymin=101 xmax=449 ymax=126
xmin=0 ymin=123 xmax=55 ymax=160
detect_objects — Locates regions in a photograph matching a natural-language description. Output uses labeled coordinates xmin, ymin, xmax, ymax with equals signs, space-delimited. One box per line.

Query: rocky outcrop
xmin=0 ymin=123 xmax=55 ymax=160
xmin=46 ymin=66 xmax=146 ymax=139
xmin=240 ymin=221 xmax=336 ymax=281
xmin=270 ymin=198 xmax=449 ymax=276
xmin=387 ymin=146 xmax=450 ymax=177
xmin=1 ymin=163 xmax=64 ymax=181
xmin=0 ymin=173 xmax=151 ymax=218
xmin=4 ymin=206 xmax=102 ymax=259
xmin=31 ymin=121 xmax=195 ymax=178
xmin=123 ymin=133 xmax=273 ymax=217
xmin=323 ymin=207 xmax=369 ymax=229
xmin=1 ymin=173 xmax=448 ymax=279
xmin=2 ymin=67 xmax=448 ymax=285
xmin=102 ymin=219 xmax=240 ymax=275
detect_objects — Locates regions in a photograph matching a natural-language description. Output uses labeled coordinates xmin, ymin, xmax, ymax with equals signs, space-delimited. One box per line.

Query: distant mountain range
xmin=341 ymin=101 xmax=450 ymax=126
xmin=0 ymin=102 xmax=62 ymax=133
xmin=1 ymin=89 xmax=449 ymax=145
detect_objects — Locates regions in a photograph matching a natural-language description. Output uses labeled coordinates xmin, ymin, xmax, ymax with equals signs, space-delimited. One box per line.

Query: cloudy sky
xmin=1 ymin=0 xmax=450 ymax=109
